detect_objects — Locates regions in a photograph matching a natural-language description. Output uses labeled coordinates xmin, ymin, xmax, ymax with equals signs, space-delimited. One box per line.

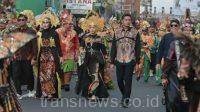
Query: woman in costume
xmin=95 ymin=17 xmax=118 ymax=90
xmin=139 ymin=21 xmax=155 ymax=82
xmin=79 ymin=14 xmax=109 ymax=100
xmin=148 ymin=20 xmax=158 ymax=77
xmin=36 ymin=12 xmax=62 ymax=99
xmin=56 ymin=13 xmax=79 ymax=92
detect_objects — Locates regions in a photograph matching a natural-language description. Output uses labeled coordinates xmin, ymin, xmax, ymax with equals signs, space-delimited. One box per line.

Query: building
xmin=140 ymin=0 xmax=174 ymax=17
xmin=173 ymin=0 xmax=200 ymax=16
xmin=114 ymin=0 xmax=141 ymax=15
xmin=60 ymin=0 xmax=94 ymax=15
xmin=140 ymin=0 xmax=200 ymax=18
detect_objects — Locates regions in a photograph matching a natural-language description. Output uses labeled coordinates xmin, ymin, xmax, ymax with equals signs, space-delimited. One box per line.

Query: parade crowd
xmin=0 ymin=2 xmax=200 ymax=112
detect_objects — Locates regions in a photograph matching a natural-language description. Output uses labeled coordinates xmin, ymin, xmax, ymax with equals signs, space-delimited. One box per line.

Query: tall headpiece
xmin=36 ymin=8 xmax=60 ymax=27
xmin=81 ymin=10 xmax=105 ymax=32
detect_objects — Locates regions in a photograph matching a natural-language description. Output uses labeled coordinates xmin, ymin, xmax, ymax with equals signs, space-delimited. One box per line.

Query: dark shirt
xmin=0 ymin=59 xmax=3 ymax=69
xmin=74 ymin=26 xmax=84 ymax=36
xmin=156 ymin=33 xmax=175 ymax=64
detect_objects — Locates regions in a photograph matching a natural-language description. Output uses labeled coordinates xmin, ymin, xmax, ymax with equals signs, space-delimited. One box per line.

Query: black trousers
xmin=150 ymin=53 xmax=156 ymax=74
xmin=76 ymin=64 xmax=89 ymax=97
xmin=115 ymin=61 xmax=135 ymax=103
xmin=11 ymin=60 xmax=34 ymax=95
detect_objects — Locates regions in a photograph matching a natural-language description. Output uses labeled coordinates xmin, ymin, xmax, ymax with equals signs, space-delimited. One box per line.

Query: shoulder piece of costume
xmin=84 ymin=34 xmax=101 ymax=43
xmin=56 ymin=27 xmax=77 ymax=37
xmin=36 ymin=8 xmax=60 ymax=27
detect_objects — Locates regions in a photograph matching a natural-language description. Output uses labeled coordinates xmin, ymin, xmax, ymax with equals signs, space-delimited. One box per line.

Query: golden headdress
xmin=20 ymin=10 xmax=35 ymax=24
xmin=159 ymin=16 xmax=170 ymax=31
xmin=62 ymin=13 xmax=73 ymax=25
xmin=36 ymin=8 xmax=60 ymax=27
xmin=81 ymin=10 xmax=105 ymax=32
xmin=60 ymin=9 xmax=73 ymax=24
xmin=141 ymin=21 xmax=150 ymax=30
xmin=78 ymin=18 xmax=86 ymax=25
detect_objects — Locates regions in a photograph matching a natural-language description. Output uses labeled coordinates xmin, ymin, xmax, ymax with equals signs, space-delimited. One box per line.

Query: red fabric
xmin=74 ymin=34 xmax=79 ymax=52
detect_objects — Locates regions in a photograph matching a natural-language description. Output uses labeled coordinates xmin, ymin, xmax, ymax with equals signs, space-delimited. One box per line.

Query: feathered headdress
xmin=185 ymin=8 xmax=191 ymax=21
xmin=62 ymin=13 xmax=73 ymax=24
xmin=174 ymin=32 xmax=200 ymax=77
xmin=81 ymin=10 xmax=105 ymax=32
xmin=60 ymin=9 xmax=73 ymax=24
xmin=36 ymin=8 xmax=60 ymax=27
xmin=141 ymin=21 xmax=150 ymax=30
xmin=20 ymin=10 xmax=35 ymax=23
xmin=182 ymin=8 xmax=194 ymax=28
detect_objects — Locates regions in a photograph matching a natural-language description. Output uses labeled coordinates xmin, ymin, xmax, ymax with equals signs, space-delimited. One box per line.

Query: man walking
xmin=110 ymin=14 xmax=141 ymax=108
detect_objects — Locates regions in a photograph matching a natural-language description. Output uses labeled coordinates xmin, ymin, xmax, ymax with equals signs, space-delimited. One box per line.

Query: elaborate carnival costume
xmin=0 ymin=26 xmax=36 ymax=112
xmin=93 ymin=16 xmax=117 ymax=90
xmin=162 ymin=32 xmax=200 ymax=112
xmin=78 ymin=12 xmax=109 ymax=100
xmin=56 ymin=12 xmax=79 ymax=91
xmin=149 ymin=20 xmax=158 ymax=76
xmin=36 ymin=10 xmax=62 ymax=98
xmin=139 ymin=21 xmax=155 ymax=82
xmin=177 ymin=10 xmax=200 ymax=112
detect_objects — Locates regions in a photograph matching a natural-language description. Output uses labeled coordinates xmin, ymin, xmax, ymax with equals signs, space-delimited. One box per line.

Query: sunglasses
xmin=69 ymin=23 xmax=73 ymax=26
xmin=171 ymin=24 xmax=178 ymax=28
xmin=18 ymin=19 xmax=25 ymax=22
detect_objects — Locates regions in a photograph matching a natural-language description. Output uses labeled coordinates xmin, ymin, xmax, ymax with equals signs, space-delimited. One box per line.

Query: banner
xmin=65 ymin=0 xmax=94 ymax=10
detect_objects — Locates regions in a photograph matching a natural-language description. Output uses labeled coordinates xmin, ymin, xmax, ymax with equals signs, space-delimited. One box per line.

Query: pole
xmin=121 ymin=0 xmax=123 ymax=14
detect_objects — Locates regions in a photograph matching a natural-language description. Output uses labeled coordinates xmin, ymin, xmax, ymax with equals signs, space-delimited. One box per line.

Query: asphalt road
xmin=20 ymin=73 xmax=165 ymax=112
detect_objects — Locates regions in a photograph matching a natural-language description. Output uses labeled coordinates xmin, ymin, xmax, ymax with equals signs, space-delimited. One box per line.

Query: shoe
xmin=64 ymin=84 xmax=70 ymax=92
xmin=120 ymin=101 xmax=129 ymax=108
xmin=122 ymin=103 xmax=129 ymax=108
xmin=136 ymin=76 xmax=141 ymax=81
xmin=61 ymin=85 xmax=65 ymax=90
xmin=17 ymin=94 xmax=22 ymax=100
xmin=88 ymin=95 xmax=97 ymax=102
xmin=28 ymin=90 xmax=36 ymax=97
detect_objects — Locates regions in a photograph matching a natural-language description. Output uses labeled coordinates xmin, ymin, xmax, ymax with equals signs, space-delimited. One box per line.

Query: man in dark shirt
xmin=159 ymin=19 xmax=184 ymax=112
xmin=10 ymin=14 xmax=37 ymax=99
xmin=156 ymin=19 xmax=182 ymax=66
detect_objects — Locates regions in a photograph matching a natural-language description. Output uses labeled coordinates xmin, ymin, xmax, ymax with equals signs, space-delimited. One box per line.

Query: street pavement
xmin=20 ymin=73 xmax=165 ymax=112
